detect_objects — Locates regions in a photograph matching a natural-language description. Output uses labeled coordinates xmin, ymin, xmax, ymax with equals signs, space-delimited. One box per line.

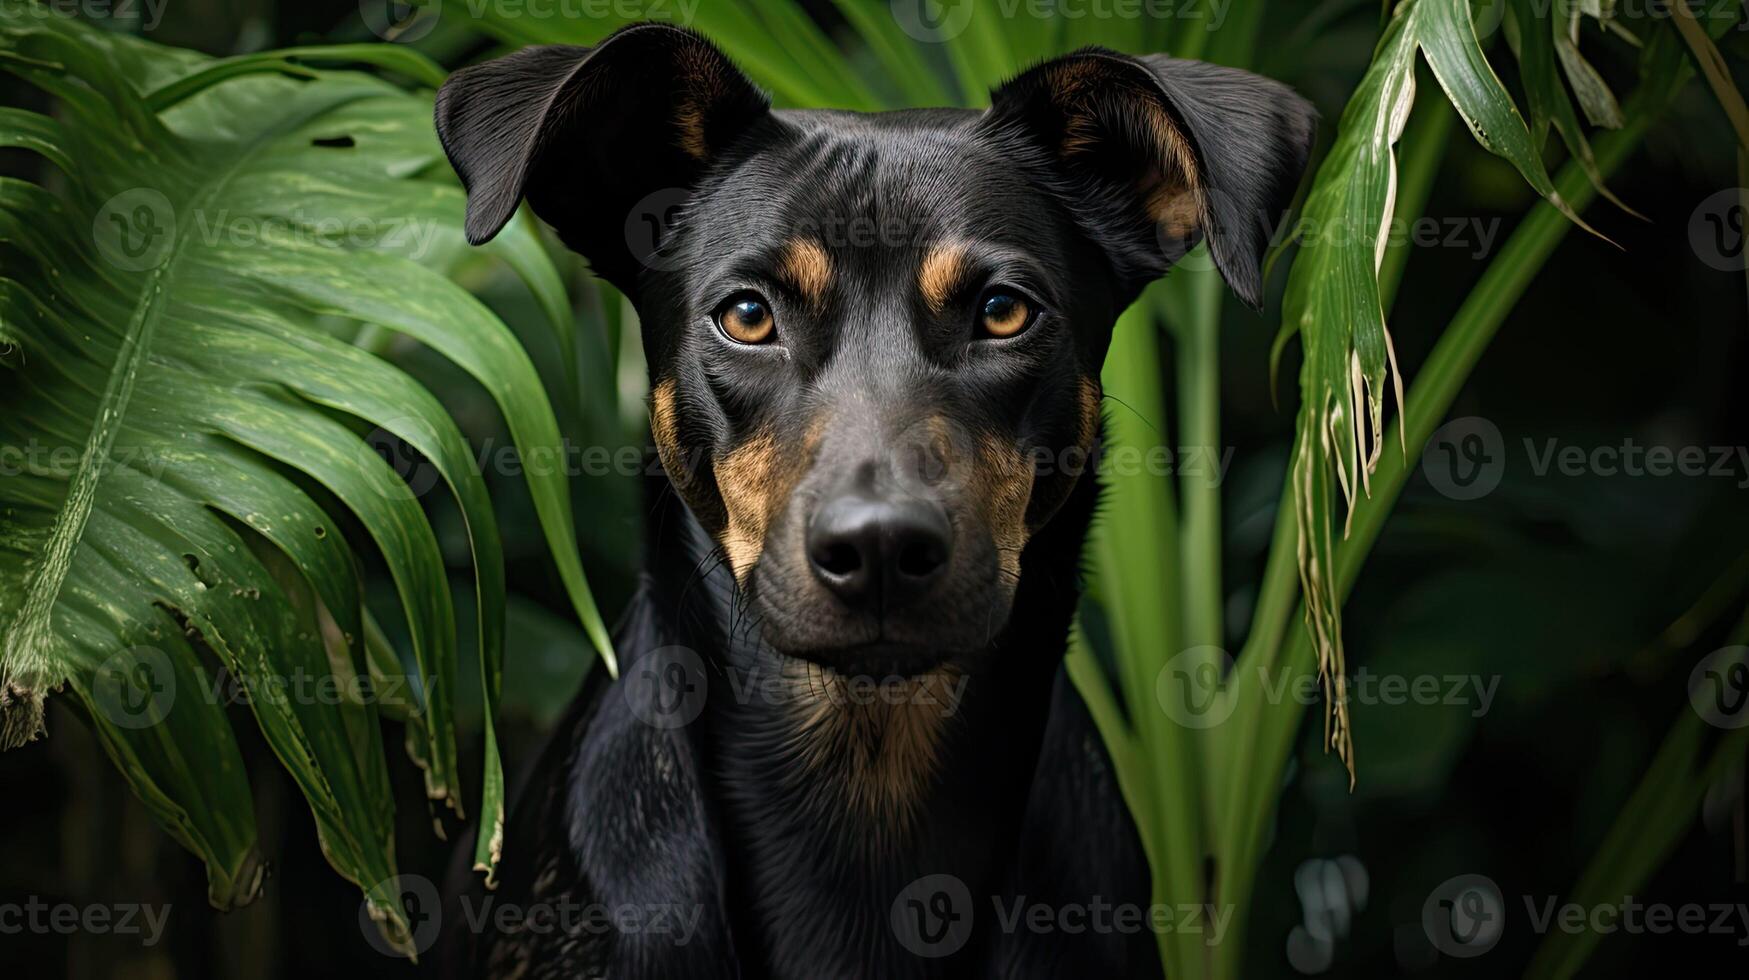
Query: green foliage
xmin=0 ymin=3 xmax=613 ymax=953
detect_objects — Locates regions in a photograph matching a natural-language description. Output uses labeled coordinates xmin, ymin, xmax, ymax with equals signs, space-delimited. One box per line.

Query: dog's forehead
xmin=692 ymin=108 xmax=1059 ymax=258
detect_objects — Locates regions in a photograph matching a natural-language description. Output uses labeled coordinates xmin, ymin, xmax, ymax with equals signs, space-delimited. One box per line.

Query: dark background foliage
xmin=1 ymin=1 xmax=1745 ymax=976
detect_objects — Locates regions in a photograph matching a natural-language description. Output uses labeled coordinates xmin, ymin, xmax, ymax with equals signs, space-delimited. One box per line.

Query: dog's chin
xmin=770 ymin=640 xmax=962 ymax=680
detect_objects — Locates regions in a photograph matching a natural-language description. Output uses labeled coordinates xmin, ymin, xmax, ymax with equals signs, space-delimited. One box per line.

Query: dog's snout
xmin=806 ymin=490 xmax=951 ymax=609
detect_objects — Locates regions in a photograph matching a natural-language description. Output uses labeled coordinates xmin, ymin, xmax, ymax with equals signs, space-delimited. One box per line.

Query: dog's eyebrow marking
xmin=918 ymin=241 xmax=971 ymax=315
xmin=776 ymin=238 xmax=832 ymax=308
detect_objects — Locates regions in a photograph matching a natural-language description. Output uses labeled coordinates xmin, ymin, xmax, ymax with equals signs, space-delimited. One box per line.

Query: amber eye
xmin=978 ymin=290 xmax=1035 ymax=338
xmin=715 ymin=292 xmax=776 ymax=344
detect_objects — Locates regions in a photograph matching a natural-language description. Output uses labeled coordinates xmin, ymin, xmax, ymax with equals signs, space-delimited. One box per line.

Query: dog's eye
xmin=715 ymin=292 xmax=776 ymax=345
xmin=978 ymin=289 xmax=1036 ymax=339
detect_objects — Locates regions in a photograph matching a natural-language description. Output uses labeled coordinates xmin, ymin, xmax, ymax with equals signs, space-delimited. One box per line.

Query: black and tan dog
xmin=434 ymin=22 xmax=1312 ymax=978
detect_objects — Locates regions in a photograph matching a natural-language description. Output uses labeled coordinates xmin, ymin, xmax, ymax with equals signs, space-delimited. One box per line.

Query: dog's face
xmin=438 ymin=25 xmax=1314 ymax=676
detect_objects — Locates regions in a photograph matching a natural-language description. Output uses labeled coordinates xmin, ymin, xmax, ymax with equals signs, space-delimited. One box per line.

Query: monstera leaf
xmin=0 ymin=6 xmax=611 ymax=952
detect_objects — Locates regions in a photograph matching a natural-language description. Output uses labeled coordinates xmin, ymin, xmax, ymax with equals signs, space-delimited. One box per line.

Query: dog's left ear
xmin=983 ymin=50 xmax=1316 ymax=309
xmin=434 ymin=24 xmax=771 ymax=293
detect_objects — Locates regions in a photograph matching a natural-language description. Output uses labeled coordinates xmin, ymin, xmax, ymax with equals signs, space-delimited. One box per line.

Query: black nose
xmin=806 ymin=491 xmax=952 ymax=609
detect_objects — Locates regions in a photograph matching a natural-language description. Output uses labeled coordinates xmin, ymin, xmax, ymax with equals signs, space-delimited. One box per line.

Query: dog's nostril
xmin=896 ymin=538 xmax=945 ymax=579
xmin=813 ymin=541 xmax=863 ymax=577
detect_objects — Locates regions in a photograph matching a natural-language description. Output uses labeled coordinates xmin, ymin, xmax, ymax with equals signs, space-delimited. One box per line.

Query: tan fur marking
xmin=777 ymin=238 xmax=832 ymax=308
xmin=972 ymin=432 xmax=1036 ymax=583
xmin=1142 ymin=100 xmax=1202 ymax=238
xmin=714 ymin=430 xmax=782 ymax=580
xmin=653 ymin=377 xmax=727 ymax=533
xmin=1077 ymin=375 xmax=1103 ymax=451
xmin=782 ymin=663 xmax=963 ymax=841
xmin=674 ymin=42 xmax=724 ymax=160
xmin=918 ymin=241 xmax=970 ymax=315
xmin=1045 ymin=60 xmax=1203 ymax=238
xmin=651 ymin=378 xmax=685 ymax=479
xmin=713 ymin=416 xmax=826 ymax=581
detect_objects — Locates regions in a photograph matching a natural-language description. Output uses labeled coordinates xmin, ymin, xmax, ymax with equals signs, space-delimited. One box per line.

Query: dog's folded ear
xmin=983 ymin=50 xmax=1316 ymax=309
xmin=435 ymin=23 xmax=769 ymax=291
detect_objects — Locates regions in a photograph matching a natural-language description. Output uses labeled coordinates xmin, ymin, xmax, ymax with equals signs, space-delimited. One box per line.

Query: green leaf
xmin=1506 ymin=0 xmax=1638 ymax=214
xmin=1552 ymin=22 xmax=1626 ymax=129
xmin=0 ymin=7 xmax=603 ymax=946
xmin=1279 ymin=0 xmax=1608 ymax=779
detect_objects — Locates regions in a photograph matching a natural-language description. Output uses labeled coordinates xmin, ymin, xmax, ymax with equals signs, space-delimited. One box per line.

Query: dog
xmin=433 ymin=22 xmax=1313 ymax=978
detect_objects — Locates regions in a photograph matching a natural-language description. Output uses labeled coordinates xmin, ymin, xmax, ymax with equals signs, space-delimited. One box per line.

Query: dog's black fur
xmin=433 ymin=23 xmax=1313 ymax=978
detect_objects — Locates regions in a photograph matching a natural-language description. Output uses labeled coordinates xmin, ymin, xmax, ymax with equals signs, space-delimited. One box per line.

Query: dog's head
xmin=437 ymin=24 xmax=1313 ymax=676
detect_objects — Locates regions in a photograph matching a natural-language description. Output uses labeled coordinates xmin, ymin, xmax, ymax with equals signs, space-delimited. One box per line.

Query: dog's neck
xmin=643 ymin=472 xmax=1098 ymax=977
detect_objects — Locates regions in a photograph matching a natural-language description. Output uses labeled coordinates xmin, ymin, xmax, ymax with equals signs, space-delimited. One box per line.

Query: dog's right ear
xmin=435 ymin=23 xmax=770 ymax=292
